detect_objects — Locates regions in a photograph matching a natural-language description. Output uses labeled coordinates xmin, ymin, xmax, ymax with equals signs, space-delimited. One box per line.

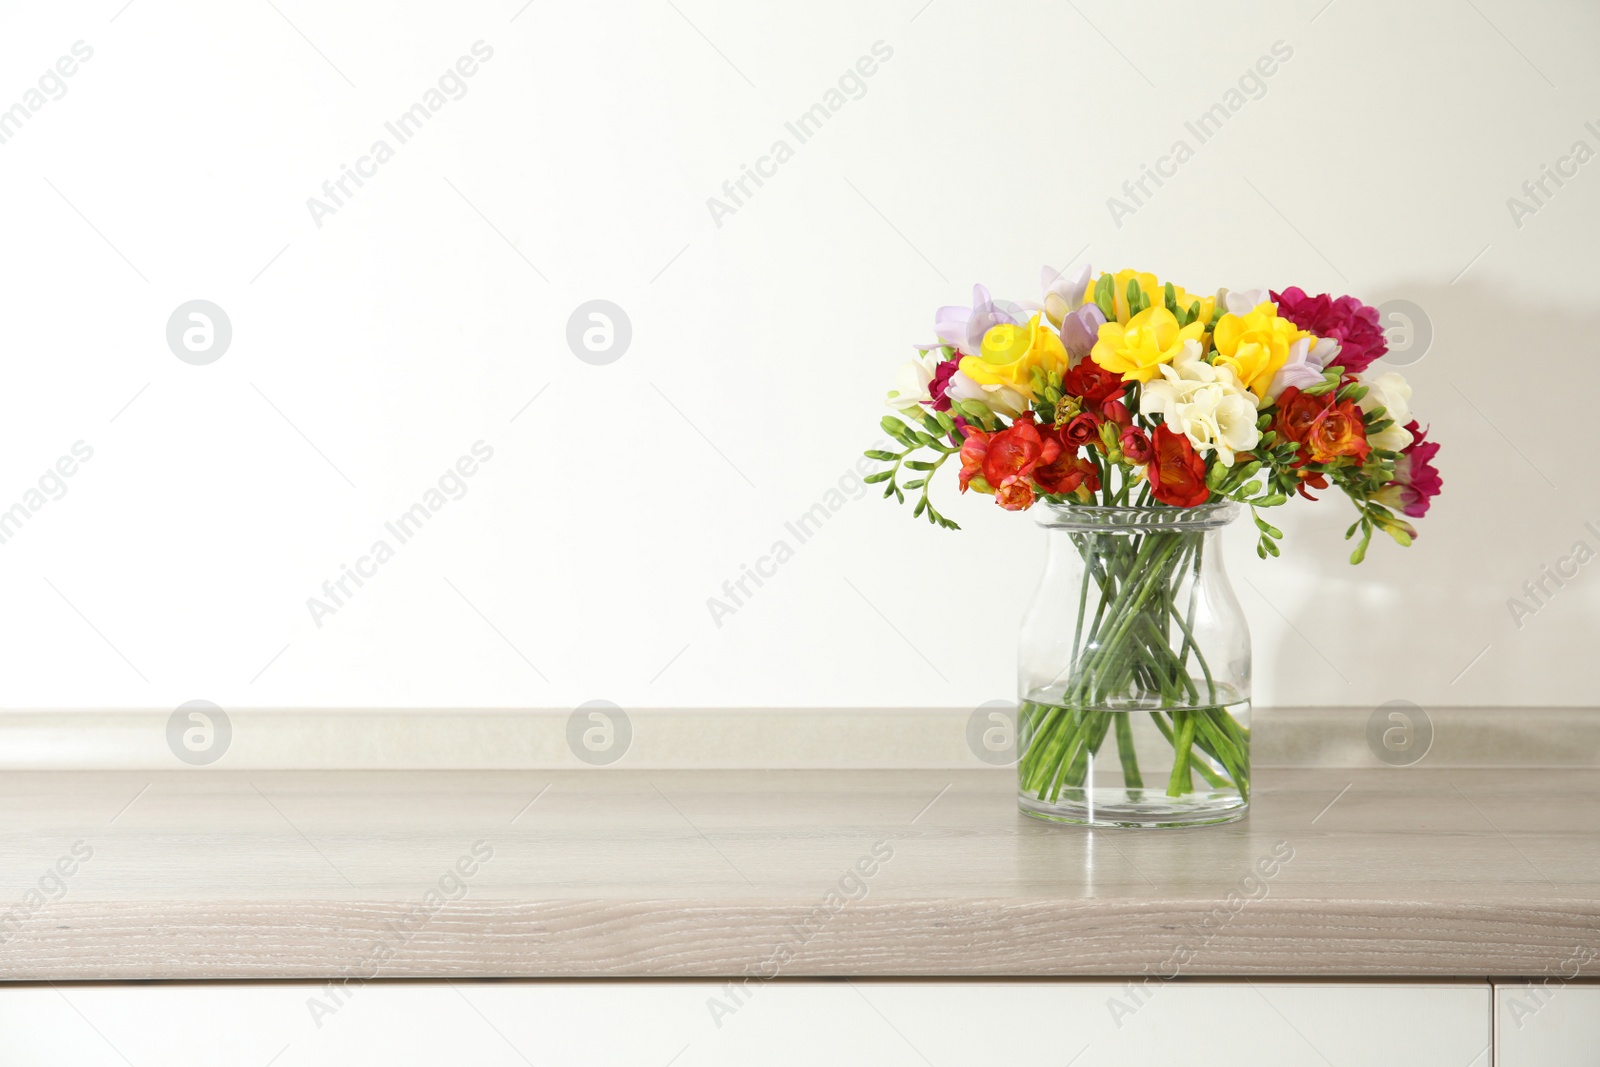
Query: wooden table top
xmin=2 ymin=767 xmax=1596 ymax=980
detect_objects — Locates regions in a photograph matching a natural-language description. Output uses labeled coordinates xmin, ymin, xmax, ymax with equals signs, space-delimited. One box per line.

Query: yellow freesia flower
xmin=1090 ymin=306 xmax=1205 ymax=384
xmin=960 ymin=314 xmax=1067 ymax=397
xmin=1211 ymin=301 xmax=1311 ymax=398
xmin=1080 ymin=268 xmax=1215 ymax=326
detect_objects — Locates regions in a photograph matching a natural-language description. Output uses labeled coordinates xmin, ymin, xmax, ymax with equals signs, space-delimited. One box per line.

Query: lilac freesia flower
xmin=1266 ymin=336 xmax=1341 ymax=401
xmin=915 ymin=284 xmax=1018 ymax=358
xmin=1059 ymin=303 xmax=1106 ymax=363
xmin=1041 ymin=263 xmax=1093 ymax=326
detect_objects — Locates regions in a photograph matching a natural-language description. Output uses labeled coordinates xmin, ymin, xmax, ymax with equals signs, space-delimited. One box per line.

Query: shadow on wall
xmin=1248 ymin=281 xmax=1600 ymax=711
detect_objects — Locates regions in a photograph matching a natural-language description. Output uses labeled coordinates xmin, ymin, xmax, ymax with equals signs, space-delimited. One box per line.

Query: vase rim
xmin=1034 ymin=500 xmax=1240 ymax=530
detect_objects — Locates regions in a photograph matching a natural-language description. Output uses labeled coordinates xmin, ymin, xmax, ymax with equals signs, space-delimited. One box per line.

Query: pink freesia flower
xmin=1270 ymin=287 xmax=1388 ymax=374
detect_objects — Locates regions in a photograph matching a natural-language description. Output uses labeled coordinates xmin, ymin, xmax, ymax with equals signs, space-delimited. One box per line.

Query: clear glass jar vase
xmin=1017 ymin=502 xmax=1251 ymax=828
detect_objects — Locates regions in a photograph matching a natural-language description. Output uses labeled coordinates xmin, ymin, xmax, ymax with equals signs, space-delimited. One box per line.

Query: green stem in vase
xmin=1167 ymin=709 xmax=1197 ymax=796
xmin=1114 ymin=712 xmax=1143 ymax=790
xmin=1149 ymin=711 xmax=1229 ymax=790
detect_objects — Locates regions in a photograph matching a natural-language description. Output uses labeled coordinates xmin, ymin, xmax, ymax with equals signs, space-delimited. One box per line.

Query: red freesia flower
xmin=1270 ymin=287 xmax=1388 ymax=374
xmin=1100 ymin=397 xmax=1132 ymax=429
xmin=1272 ymin=387 xmax=1369 ymax=465
xmin=957 ymin=425 xmax=990 ymax=493
xmin=1119 ymin=426 xmax=1153 ymax=464
xmin=1147 ymin=425 xmax=1210 ymax=507
xmin=1033 ymin=449 xmax=1100 ymax=496
xmin=1062 ymin=412 xmax=1101 ymax=448
xmin=1293 ymin=470 xmax=1329 ymax=501
xmin=1272 ymin=386 xmax=1326 ymax=453
xmin=994 ymin=481 xmax=1036 ymax=511
xmin=982 ymin=413 xmax=1060 ymax=490
xmin=1064 ymin=357 xmax=1125 ymax=403
xmin=1305 ymin=399 xmax=1371 ymax=464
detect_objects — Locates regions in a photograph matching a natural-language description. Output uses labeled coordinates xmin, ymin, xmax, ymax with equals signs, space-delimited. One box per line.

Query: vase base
xmin=1018 ymin=789 xmax=1247 ymax=829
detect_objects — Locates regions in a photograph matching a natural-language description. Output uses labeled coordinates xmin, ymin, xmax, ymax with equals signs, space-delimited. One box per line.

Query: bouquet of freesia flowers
xmin=868 ymin=266 xmax=1442 ymax=825
xmin=871 ymin=265 xmax=1440 ymax=552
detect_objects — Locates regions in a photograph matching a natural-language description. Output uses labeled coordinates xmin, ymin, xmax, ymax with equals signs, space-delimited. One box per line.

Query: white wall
xmin=0 ymin=0 xmax=1594 ymax=711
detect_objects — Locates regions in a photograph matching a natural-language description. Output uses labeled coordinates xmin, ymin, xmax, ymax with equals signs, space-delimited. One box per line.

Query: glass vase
xmin=1016 ymin=502 xmax=1250 ymax=828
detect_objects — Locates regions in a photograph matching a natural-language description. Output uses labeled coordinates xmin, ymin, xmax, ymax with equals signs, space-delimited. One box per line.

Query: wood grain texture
xmin=1 ymin=767 xmax=1597 ymax=980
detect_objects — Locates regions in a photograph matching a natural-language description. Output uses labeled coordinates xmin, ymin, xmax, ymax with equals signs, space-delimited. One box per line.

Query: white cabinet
xmin=1496 ymin=982 xmax=1600 ymax=1066
xmin=0 ymin=980 xmax=1490 ymax=1066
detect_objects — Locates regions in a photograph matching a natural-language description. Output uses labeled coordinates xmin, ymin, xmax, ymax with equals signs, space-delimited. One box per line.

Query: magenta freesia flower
xmin=1375 ymin=421 xmax=1442 ymax=519
xmin=928 ymin=355 xmax=963 ymax=411
xmin=1270 ymin=286 xmax=1388 ymax=374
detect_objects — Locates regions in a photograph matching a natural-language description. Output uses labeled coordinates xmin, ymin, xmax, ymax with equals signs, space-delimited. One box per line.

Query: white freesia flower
xmin=885 ymin=352 xmax=938 ymax=414
xmin=1222 ymin=288 xmax=1270 ymax=317
xmin=1266 ymin=335 xmax=1341 ymax=401
xmin=1041 ymin=263 xmax=1093 ymax=327
xmin=944 ymin=369 xmax=1029 ymax=418
xmin=1358 ymin=371 xmax=1414 ymax=452
xmin=1141 ymin=340 xmax=1261 ymax=466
